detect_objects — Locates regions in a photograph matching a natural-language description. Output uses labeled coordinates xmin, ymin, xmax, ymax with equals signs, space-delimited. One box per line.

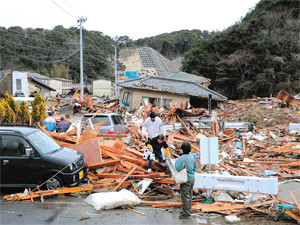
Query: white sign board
xmin=194 ymin=173 xmax=278 ymax=195
xmin=200 ymin=137 xmax=218 ymax=165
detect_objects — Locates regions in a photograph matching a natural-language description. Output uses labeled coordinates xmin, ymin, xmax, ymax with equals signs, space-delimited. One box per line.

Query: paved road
xmin=1 ymin=181 xmax=298 ymax=225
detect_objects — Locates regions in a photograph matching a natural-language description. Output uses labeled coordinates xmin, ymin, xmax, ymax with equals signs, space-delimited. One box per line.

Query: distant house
xmin=0 ymin=70 xmax=56 ymax=98
xmin=0 ymin=70 xmax=29 ymax=97
xmin=28 ymin=73 xmax=73 ymax=95
xmin=47 ymin=78 xmax=72 ymax=95
xmin=117 ymin=76 xmax=227 ymax=109
xmin=93 ymin=78 xmax=113 ymax=97
xmin=27 ymin=75 xmax=56 ymax=97
xmin=168 ymin=71 xmax=211 ymax=87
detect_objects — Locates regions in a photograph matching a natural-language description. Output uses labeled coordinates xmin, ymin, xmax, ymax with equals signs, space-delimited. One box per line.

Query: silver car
xmin=82 ymin=113 xmax=129 ymax=135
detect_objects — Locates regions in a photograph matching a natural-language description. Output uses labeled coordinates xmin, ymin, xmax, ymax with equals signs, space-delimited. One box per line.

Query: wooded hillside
xmin=0 ymin=25 xmax=117 ymax=82
xmin=182 ymin=0 xmax=300 ymax=99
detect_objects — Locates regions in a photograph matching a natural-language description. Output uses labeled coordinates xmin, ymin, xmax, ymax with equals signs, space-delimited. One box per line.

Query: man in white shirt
xmin=141 ymin=112 xmax=166 ymax=140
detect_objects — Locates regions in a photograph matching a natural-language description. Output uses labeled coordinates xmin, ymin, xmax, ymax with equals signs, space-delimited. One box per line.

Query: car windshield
xmin=27 ymin=130 xmax=60 ymax=154
xmin=111 ymin=115 xmax=124 ymax=125
xmin=82 ymin=116 xmax=111 ymax=126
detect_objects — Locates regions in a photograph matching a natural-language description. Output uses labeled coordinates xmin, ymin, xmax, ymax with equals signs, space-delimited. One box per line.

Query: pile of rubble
xmin=4 ymin=90 xmax=300 ymax=223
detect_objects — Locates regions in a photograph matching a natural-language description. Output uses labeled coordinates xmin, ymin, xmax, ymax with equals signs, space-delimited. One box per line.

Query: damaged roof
xmin=29 ymin=75 xmax=56 ymax=91
xmin=168 ymin=71 xmax=210 ymax=84
xmin=118 ymin=76 xmax=227 ymax=101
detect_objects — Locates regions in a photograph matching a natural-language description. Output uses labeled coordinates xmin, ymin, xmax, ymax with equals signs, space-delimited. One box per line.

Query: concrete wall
xmin=0 ymin=73 xmax=12 ymax=96
xmin=120 ymin=88 xmax=189 ymax=110
xmin=93 ymin=79 xmax=112 ymax=97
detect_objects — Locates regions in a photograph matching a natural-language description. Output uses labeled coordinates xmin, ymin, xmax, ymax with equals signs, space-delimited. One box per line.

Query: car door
xmin=0 ymin=134 xmax=43 ymax=187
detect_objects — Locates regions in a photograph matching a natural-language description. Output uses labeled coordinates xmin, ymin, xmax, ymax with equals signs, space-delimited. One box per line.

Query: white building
xmin=93 ymin=79 xmax=113 ymax=97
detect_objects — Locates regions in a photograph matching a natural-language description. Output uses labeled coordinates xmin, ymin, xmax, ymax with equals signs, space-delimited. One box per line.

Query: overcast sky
xmin=1 ymin=0 xmax=260 ymax=40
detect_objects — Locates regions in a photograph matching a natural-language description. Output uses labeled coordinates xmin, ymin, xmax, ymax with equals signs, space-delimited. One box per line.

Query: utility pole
xmin=78 ymin=17 xmax=87 ymax=101
xmin=114 ymin=46 xmax=118 ymax=98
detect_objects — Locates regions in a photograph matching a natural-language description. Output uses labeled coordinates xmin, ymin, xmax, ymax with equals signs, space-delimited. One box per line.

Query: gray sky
xmin=1 ymin=0 xmax=260 ymax=40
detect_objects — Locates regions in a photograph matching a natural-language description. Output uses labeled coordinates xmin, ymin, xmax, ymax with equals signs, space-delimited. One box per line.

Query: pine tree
xmin=0 ymin=99 xmax=16 ymax=124
xmin=31 ymin=92 xmax=46 ymax=122
xmin=20 ymin=101 xmax=31 ymax=124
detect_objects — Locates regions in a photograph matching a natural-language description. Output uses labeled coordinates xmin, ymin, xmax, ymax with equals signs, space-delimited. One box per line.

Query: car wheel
xmin=45 ymin=176 xmax=63 ymax=190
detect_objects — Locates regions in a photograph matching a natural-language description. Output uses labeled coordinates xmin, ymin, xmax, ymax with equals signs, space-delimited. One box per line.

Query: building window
xmin=122 ymin=92 xmax=131 ymax=106
xmin=142 ymin=97 xmax=158 ymax=106
xmin=162 ymin=99 xmax=172 ymax=107
xmin=16 ymin=79 xmax=22 ymax=90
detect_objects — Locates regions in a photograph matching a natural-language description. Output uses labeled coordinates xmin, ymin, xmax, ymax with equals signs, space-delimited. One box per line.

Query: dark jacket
xmin=56 ymin=121 xmax=70 ymax=133
xmin=146 ymin=136 xmax=169 ymax=157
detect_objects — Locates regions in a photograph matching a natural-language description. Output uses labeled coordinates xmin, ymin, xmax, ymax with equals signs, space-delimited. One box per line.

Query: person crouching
xmin=143 ymin=134 xmax=171 ymax=173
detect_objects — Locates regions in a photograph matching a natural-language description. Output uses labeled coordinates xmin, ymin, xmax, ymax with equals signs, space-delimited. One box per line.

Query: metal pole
xmin=114 ymin=46 xmax=118 ymax=98
xmin=78 ymin=17 xmax=87 ymax=101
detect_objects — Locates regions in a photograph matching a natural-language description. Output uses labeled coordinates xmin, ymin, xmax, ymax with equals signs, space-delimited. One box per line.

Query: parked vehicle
xmin=13 ymin=97 xmax=34 ymax=112
xmin=13 ymin=92 xmax=25 ymax=97
xmin=0 ymin=126 xmax=87 ymax=190
xmin=82 ymin=113 xmax=129 ymax=135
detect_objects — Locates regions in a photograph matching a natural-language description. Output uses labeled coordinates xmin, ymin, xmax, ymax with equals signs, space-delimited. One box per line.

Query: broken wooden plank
xmin=113 ymin=165 xmax=138 ymax=191
xmin=3 ymin=185 xmax=94 ymax=201
xmin=284 ymin=209 xmax=300 ymax=223
xmin=88 ymin=159 xmax=120 ymax=170
xmin=289 ymin=190 xmax=300 ymax=210
xmin=93 ymin=173 xmax=123 ymax=179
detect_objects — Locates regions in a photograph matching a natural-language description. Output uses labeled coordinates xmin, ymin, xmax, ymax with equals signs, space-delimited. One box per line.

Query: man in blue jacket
xmin=175 ymin=142 xmax=197 ymax=219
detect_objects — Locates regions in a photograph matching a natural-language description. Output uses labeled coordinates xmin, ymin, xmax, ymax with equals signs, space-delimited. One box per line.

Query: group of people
xmin=142 ymin=111 xmax=197 ymax=219
xmin=43 ymin=112 xmax=70 ymax=133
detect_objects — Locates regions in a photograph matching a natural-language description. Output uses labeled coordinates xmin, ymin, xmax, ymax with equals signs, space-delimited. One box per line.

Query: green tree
xmin=50 ymin=64 xmax=70 ymax=79
xmin=19 ymin=101 xmax=31 ymax=124
xmin=0 ymin=99 xmax=16 ymax=124
xmin=31 ymin=92 xmax=46 ymax=122
xmin=5 ymin=92 xmax=21 ymax=120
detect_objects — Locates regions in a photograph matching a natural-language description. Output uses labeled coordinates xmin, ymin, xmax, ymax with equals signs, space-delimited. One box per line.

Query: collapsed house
xmin=118 ymin=76 xmax=227 ymax=109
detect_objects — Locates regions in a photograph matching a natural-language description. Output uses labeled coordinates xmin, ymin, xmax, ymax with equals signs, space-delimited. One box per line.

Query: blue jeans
xmin=148 ymin=154 xmax=163 ymax=169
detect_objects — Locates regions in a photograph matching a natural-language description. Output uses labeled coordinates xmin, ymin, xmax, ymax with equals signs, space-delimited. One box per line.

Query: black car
xmin=0 ymin=126 xmax=87 ymax=190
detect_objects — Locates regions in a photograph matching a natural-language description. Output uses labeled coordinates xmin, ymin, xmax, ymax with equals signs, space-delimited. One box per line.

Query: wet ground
xmin=0 ymin=180 xmax=299 ymax=225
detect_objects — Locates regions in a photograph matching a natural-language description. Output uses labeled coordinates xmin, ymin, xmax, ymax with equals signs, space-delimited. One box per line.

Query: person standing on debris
xmin=144 ymin=134 xmax=171 ymax=173
xmin=141 ymin=112 xmax=166 ymax=140
xmin=56 ymin=116 xmax=70 ymax=133
xmin=43 ymin=112 xmax=56 ymax=132
xmin=175 ymin=142 xmax=197 ymax=219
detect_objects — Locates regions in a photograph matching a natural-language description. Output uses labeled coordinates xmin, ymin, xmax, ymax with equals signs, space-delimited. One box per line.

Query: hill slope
xmin=182 ymin=0 xmax=300 ymax=99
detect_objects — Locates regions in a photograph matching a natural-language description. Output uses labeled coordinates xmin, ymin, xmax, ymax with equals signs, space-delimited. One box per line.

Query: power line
xmin=0 ymin=45 xmax=80 ymax=64
xmin=50 ymin=0 xmax=77 ymax=19
xmin=63 ymin=0 xmax=81 ymax=17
